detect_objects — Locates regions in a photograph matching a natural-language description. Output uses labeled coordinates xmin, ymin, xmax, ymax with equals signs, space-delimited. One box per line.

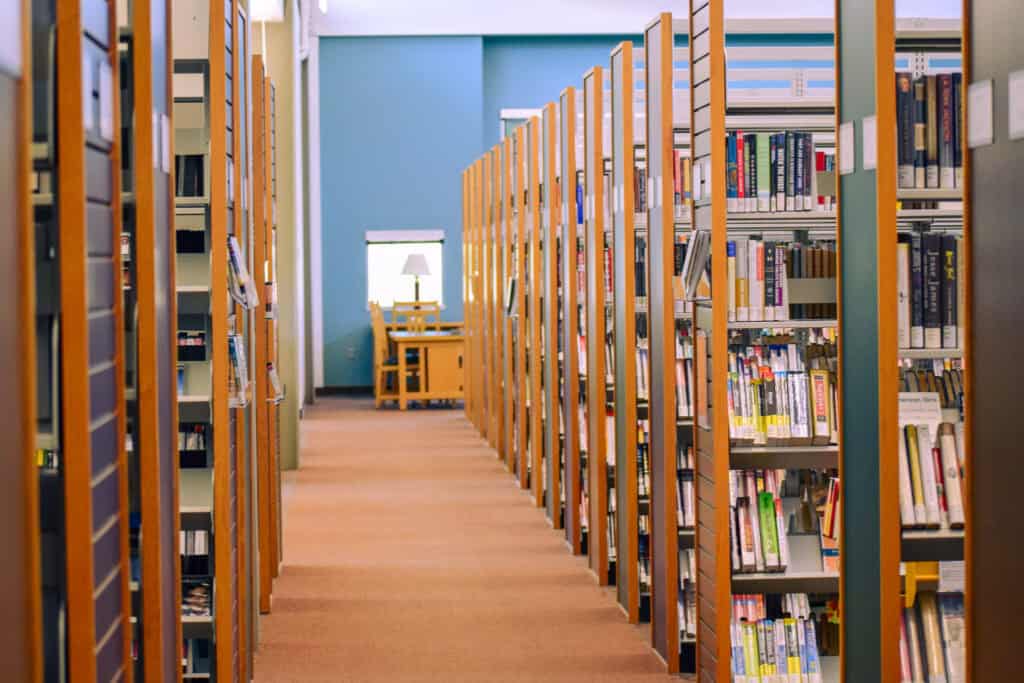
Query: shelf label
xmin=161 ymin=114 xmax=171 ymax=173
xmin=99 ymin=61 xmax=114 ymax=142
xmin=1009 ymin=70 xmax=1024 ymax=141
xmin=862 ymin=115 xmax=877 ymax=171
xmin=939 ymin=561 xmax=965 ymax=594
xmin=968 ymin=79 xmax=994 ymax=148
xmin=898 ymin=392 xmax=943 ymax=437
xmin=839 ymin=121 xmax=855 ymax=175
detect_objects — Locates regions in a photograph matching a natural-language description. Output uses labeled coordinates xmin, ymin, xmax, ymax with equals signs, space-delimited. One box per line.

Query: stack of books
xmin=901 ymin=591 xmax=965 ymax=682
xmin=725 ymin=131 xmax=836 ymax=213
xmin=677 ymin=444 xmax=695 ymax=530
xmin=897 ymin=234 xmax=963 ymax=350
xmin=727 ymin=239 xmax=837 ymax=323
xmin=899 ymin=422 xmax=965 ymax=530
xmin=730 ymin=593 xmax=825 ymax=683
xmin=679 ymin=547 xmax=697 ymax=640
xmin=675 ymin=332 xmax=695 ymax=419
xmin=727 ymin=340 xmax=838 ymax=447
xmin=896 ymin=73 xmax=964 ymax=190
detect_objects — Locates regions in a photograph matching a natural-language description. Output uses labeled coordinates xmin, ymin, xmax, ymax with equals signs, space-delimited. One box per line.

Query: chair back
xmin=369 ymin=303 xmax=388 ymax=364
xmin=393 ymin=302 xmax=441 ymax=331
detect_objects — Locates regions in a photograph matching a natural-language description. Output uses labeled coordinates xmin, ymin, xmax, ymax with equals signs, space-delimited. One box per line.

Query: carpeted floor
xmin=252 ymin=397 xmax=681 ymax=682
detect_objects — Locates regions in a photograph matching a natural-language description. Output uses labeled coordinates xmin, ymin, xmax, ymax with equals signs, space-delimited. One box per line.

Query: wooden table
xmin=388 ymin=329 xmax=465 ymax=410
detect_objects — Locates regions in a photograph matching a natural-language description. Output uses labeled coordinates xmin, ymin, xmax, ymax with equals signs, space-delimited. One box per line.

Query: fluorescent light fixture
xmin=318 ymin=0 xmax=328 ymax=13
xmin=251 ymin=0 xmax=285 ymax=22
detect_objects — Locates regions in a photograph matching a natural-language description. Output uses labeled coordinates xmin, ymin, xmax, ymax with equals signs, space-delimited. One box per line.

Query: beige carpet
xmin=253 ymin=397 xmax=679 ymax=682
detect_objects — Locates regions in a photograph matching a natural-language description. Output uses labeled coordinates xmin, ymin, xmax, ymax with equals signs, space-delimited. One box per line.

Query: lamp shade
xmin=401 ymin=253 xmax=431 ymax=277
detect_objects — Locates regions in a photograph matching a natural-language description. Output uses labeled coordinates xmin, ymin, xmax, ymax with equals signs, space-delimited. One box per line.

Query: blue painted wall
xmin=318 ymin=32 xmax=834 ymax=386
xmin=481 ymin=36 xmax=639 ymax=151
xmin=319 ymin=36 xmax=483 ymax=386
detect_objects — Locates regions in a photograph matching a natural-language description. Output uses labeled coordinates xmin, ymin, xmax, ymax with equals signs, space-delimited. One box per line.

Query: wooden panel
xmin=583 ymin=67 xmax=609 ymax=584
xmin=5 ymin=0 xmax=43 ymax=674
xmin=515 ymin=127 xmax=529 ymax=490
xmin=543 ymin=103 xmax=561 ymax=528
xmin=559 ymin=87 xmax=582 ymax=554
xmin=967 ymin=1 xmax=1023 ymax=679
xmin=252 ymin=56 xmax=273 ymax=617
xmin=502 ymin=136 xmax=515 ymax=470
xmin=528 ymin=118 xmax=544 ymax=506
xmin=611 ymin=42 xmax=639 ymax=623
xmin=491 ymin=146 xmax=503 ymax=455
xmin=209 ymin=0 xmax=236 ymax=676
xmin=690 ymin=0 xmax=730 ymax=678
xmin=645 ymin=13 xmax=678 ymax=669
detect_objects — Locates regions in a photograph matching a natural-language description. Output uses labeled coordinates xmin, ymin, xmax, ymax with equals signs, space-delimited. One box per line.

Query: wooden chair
xmin=370 ymin=303 xmax=399 ymax=407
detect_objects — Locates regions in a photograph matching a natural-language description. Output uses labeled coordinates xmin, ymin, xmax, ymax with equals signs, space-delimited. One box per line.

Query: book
xmin=897 ymin=73 xmax=916 ymax=188
xmin=926 ymin=75 xmax=939 ymax=188
xmin=897 ymin=238 xmax=912 ymax=349
xmin=909 ymin=233 xmax=925 ymax=348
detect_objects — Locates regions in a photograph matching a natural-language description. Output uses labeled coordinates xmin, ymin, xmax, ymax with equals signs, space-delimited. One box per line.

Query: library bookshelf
xmin=542 ymin=101 xmax=563 ymax=529
xmin=582 ymin=66 xmax=615 ymax=587
xmin=559 ymin=86 xmax=585 ymax=555
xmin=460 ymin=4 xmax=990 ymax=680
xmin=502 ymin=135 xmax=516 ymax=470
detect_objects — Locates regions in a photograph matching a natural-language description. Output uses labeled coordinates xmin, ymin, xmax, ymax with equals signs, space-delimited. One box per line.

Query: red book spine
xmin=736 ymin=131 xmax=746 ymax=205
xmin=816 ymin=151 xmax=825 ymax=208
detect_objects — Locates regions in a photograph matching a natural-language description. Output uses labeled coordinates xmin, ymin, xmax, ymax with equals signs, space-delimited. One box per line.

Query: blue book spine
xmin=727 ymin=133 xmax=738 ymax=205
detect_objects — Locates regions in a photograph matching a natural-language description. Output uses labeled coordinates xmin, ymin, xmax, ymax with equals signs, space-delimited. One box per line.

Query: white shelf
xmin=897 ymin=188 xmax=962 ymax=201
xmin=176 ymin=285 xmax=210 ymax=294
xmin=728 ymin=319 xmax=837 ymax=330
xmin=731 ymin=445 xmax=838 ymax=469
xmin=178 ymin=394 xmax=210 ymax=404
xmin=180 ymin=468 xmax=212 ymax=531
xmin=899 ymin=348 xmax=963 ymax=359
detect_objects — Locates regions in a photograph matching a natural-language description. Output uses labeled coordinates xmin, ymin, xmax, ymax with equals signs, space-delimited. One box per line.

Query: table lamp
xmin=401 ymin=253 xmax=431 ymax=302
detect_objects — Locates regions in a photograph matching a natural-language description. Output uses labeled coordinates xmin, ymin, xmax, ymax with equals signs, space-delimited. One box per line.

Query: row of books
xmin=897 ymin=233 xmax=963 ymax=350
xmin=228 ymin=333 xmax=250 ymax=406
xmin=730 ymin=592 xmax=825 ymax=683
xmin=730 ymin=469 xmax=790 ymax=574
xmin=727 ymin=239 xmax=837 ymax=323
xmin=178 ymin=424 xmax=208 ymax=452
xmin=638 ymin=420 xmax=651 ymax=499
xmin=182 ymin=580 xmax=211 ymax=617
xmin=727 ymin=341 xmax=838 ymax=447
xmin=175 ymin=154 xmax=205 ymax=198
xmin=636 ymin=345 xmax=651 ymax=402
xmin=900 ymin=591 xmax=965 ymax=683
xmin=679 ymin=548 xmax=696 ymax=640
xmin=183 ymin=640 xmax=213 ymax=677
xmin=899 ymin=422 xmax=965 ymax=530
xmin=725 ymin=131 xmax=836 ymax=214
xmin=672 ymin=150 xmax=694 ymax=221
xmin=900 ymin=364 xmax=963 ymax=411
xmin=896 ymin=73 xmax=964 ymax=190
xmin=676 ymin=332 xmax=696 ymax=419
xmin=177 ymin=331 xmax=207 ymax=362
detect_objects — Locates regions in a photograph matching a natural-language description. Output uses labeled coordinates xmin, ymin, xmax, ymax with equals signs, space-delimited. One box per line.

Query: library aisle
xmin=253 ymin=398 xmax=678 ymax=682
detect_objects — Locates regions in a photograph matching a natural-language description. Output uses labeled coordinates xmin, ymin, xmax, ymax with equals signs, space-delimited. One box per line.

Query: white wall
xmin=315 ymin=0 xmax=960 ymax=37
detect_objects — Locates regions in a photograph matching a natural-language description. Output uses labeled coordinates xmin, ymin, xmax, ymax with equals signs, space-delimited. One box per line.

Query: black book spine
xmin=952 ymin=73 xmax=963 ymax=187
xmin=924 ymin=233 xmax=942 ymax=348
xmin=910 ymin=233 xmax=924 ymax=348
xmin=748 ymin=134 xmax=757 ymax=210
xmin=769 ymin=134 xmax=777 ymax=210
xmin=913 ymin=77 xmax=927 ymax=188
xmin=764 ymin=241 xmax=775 ymax=317
xmin=942 ymin=235 xmax=958 ymax=348
xmin=785 ymin=132 xmax=795 ymax=211
xmin=897 ymin=73 xmax=915 ymax=187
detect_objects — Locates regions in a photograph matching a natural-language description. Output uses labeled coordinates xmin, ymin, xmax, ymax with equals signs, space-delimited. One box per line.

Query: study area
xmin=4 ymin=0 xmax=1023 ymax=681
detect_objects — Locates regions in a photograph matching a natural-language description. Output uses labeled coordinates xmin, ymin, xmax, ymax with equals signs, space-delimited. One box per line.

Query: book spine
xmin=794 ymin=132 xmax=803 ymax=212
xmin=897 ymin=73 xmax=916 ymax=187
xmin=776 ymin=244 xmax=787 ymax=321
xmin=728 ymin=133 xmax=738 ymax=212
xmin=897 ymin=238 xmax=911 ymax=349
xmin=938 ymin=594 xmax=966 ymax=683
xmin=898 ymin=424 xmax=917 ymax=526
xmin=764 ymin=241 xmax=776 ymax=322
xmin=804 ymin=133 xmax=815 ymax=210
xmin=785 ymin=132 xmax=795 ymax=211
xmin=942 ymin=234 xmax=957 ymax=349
xmin=737 ymin=237 xmax=749 ymax=322
xmin=939 ymin=74 xmax=955 ymax=189
xmin=919 ymin=593 xmax=949 ymax=682
xmin=758 ymin=491 xmax=780 ymax=569
xmin=910 ymin=234 xmax=925 ymax=348
xmin=915 ymin=425 xmax=941 ymax=527
xmin=741 ymin=130 xmax=749 ymax=210
xmin=728 ymin=241 xmax=737 ymax=322
xmin=926 ymin=75 xmax=939 ymax=188
xmin=757 ymin=132 xmax=771 ymax=212
xmin=953 ymin=73 xmax=963 ymax=187
xmin=924 ymin=233 xmax=942 ymax=349
xmin=956 ymin=235 xmax=965 ymax=351
xmin=913 ymin=77 xmax=927 ymax=188
xmin=748 ymin=134 xmax=758 ymax=212
xmin=939 ymin=423 xmax=965 ymax=528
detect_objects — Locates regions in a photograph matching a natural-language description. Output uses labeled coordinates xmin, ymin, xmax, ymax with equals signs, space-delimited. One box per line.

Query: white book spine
xmin=728 ymin=246 xmax=737 ymax=323
xmin=939 ymin=427 xmax=965 ymax=527
xmin=915 ymin=426 xmax=941 ymax=527
xmin=897 ymin=242 xmax=911 ymax=349
xmin=956 ymin=236 xmax=965 ymax=350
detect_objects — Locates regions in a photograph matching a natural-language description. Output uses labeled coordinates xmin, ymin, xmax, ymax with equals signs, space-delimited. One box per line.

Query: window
xmin=500 ymin=108 xmax=542 ymax=140
xmin=366 ymin=230 xmax=444 ymax=308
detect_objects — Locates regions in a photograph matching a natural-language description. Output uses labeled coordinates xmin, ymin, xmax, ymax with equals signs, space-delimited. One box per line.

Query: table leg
xmin=398 ymin=341 xmax=407 ymax=410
